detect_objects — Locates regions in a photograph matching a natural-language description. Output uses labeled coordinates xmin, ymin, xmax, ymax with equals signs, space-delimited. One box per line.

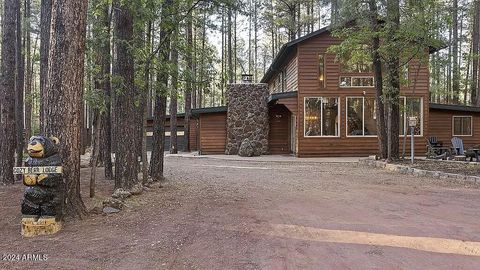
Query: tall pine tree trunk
xmin=39 ymin=0 xmax=51 ymax=133
xmin=149 ymin=0 xmax=172 ymax=181
xmin=44 ymin=0 xmax=88 ymax=218
xmin=15 ymin=0 xmax=25 ymax=175
xmin=102 ymin=3 xmax=113 ymax=180
xmin=113 ymin=3 xmax=138 ymax=189
xmin=452 ymin=0 xmax=460 ymax=103
xmin=228 ymin=6 xmax=233 ymax=83
xmin=473 ymin=0 xmax=480 ymax=105
xmin=170 ymin=38 xmax=179 ymax=154
xmin=142 ymin=21 xmax=152 ymax=184
xmin=368 ymin=0 xmax=387 ymax=159
xmin=184 ymin=2 xmax=193 ymax=152
xmin=385 ymin=0 xmax=401 ymax=160
xmin=24 ymin=0 xmax=32 ymax=143
xmin=0 ymin=0 xmax=17 ymax=185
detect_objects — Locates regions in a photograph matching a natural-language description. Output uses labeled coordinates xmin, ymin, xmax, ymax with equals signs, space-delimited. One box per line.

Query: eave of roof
xmin=268 ymin=91 xmax=298 ymax=103
xmin=191 ymin=106 xmax=228 ymax=115
xmin=429 ymin=103 xmax=480 ymax=113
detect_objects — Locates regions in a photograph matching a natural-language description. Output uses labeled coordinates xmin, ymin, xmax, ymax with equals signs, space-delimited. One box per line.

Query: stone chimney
xmin=225 ymin=83 xmax=269 ymax=156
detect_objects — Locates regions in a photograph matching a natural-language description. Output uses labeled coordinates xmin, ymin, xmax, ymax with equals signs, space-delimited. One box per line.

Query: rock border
xmin=359 ymin=158 xmax=480 ymax=185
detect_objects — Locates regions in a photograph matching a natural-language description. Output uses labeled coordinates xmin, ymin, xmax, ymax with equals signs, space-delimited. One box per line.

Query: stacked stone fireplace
xmin=225 ymin=83 xmax=269 ymax=156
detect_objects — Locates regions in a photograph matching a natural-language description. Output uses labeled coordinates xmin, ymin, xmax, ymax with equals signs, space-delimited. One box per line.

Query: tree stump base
xmin=21 ymin=216 xmax=62 ymax=237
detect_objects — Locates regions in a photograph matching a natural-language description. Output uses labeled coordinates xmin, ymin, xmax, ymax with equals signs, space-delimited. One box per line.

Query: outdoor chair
xmin=451 ymin=137 xmax=478 ymax=162
xmin=426 ymin=138 xmax=447 ymax=159
xmin=428 ymin=136 xmax=442 ymax=147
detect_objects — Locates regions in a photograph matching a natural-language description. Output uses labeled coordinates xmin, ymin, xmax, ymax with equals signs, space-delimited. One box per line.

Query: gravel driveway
xmin=1 ymin=156 xmax=480 ymax=269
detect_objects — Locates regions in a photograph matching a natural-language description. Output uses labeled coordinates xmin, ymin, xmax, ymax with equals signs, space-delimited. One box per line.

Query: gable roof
xmin=260 ymin=26 xmax=330 ymax=84
xmin=260 ymin=25 xmax=442 ymax=85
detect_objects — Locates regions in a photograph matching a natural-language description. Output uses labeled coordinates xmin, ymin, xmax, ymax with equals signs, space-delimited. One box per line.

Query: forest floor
xmin=1 ymin=156 xmax=480 ymax=269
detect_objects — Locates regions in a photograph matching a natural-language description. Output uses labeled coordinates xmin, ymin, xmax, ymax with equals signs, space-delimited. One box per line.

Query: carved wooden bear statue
xmin=21 ymin=136 xmax=64 ymax=220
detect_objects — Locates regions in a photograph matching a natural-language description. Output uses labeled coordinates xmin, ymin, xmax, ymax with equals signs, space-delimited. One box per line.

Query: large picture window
xmin=304 ymin=97 xmax=339 ymax=137
xmin=400 ymin=97 xmax=423 ymax=136
xmin=346 ymin=97 xmax=377 ymax=136
xmin=453 ymin=116 xmax=472 ymax=136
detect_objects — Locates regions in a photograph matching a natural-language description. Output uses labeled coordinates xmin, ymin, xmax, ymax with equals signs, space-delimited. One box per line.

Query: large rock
xmin=225 ymin=83 xmax=269 ymax=156
xmin=103 ymin=197 xmax=124 ymax=210
xmin=238 ymin=138 xmax=260 ymax=157
xmin=112 ymin=188 xmax=132 ymax=200
xmin=103 ymin=206 xmax=121 ymax=214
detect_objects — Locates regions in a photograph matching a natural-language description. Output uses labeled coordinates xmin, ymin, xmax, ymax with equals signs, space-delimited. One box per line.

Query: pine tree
xmin=15 ymin=0 xmax=25 ymax=175
xmin=44 ymin=0 xmax=89 ymax=217
xmin=150 ymin=0 xmax=173 ymax=181
xmin=0 ymin=0 xmax=17 ymax=185
xmin=39 ymin=0 xmax=51 ymax=133
xmin=113 ymin=2 xmax=139 ymax=189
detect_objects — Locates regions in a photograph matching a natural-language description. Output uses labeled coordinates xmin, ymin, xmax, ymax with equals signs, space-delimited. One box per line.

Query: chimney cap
xmin=241 ymin=74 xmax=253 ymax=83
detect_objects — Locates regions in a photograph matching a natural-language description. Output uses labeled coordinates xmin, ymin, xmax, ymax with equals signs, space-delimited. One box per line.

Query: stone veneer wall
xmin=225 ymin=83 xmax=269 ymax=155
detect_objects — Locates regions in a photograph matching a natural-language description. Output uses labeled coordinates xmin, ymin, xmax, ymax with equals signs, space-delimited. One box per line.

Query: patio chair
xmin=426 ymin=138 xmax=446 ymax=159
xmin=428 ymin=136 xmax=442 ymax=147
xmin=451 ymin=137 xmax=477 ymax=161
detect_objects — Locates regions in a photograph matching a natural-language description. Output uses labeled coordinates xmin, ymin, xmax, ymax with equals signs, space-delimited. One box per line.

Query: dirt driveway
xmin=1 ymin=156 xmax=480 ymax=269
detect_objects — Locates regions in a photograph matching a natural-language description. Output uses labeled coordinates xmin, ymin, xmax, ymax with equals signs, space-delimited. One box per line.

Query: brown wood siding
xmin=268 ymin=49 xmax=298 ymax=94
xmin=199 ymin=112 xmax=227 ymax=154
xmin=269 ymin=105 xmax=290 ymax=154
xmin=277 ymin=96 xmax=298 ymax=115
xmin=189 ymin=119 xmax=199 ymax=151
xmin=429 ymin=109 xmax=480 ymax=148
xmin=293 ymin=31 xmax=430 ymax=157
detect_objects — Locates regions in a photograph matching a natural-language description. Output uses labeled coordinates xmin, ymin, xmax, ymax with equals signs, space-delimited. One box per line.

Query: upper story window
xmin=318 ymin=54 xmax=326 ymax=88
xmin=453 ymin=116 xmax=472 ymax=136
xmin=281 ymin=69 xmax=287 ymax=92
xmin=340 ymin=76 xmax=374 ymax=88
xmin=338 ymin=57 xmax=374 ymax=88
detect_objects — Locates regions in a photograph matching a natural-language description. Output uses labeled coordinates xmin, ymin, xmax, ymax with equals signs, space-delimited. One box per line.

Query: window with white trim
xmin=339 ymin=76 xmax=374 ymax=88
xmin=399 ymin=97 xmax=423 ymax=136
xmin=346 ymin=97 xmax=377 ymax=136
xmin=304 ymin=97 xmax=339 ymax=137
xmin=453 ymin=116 xmax=472 ymax=136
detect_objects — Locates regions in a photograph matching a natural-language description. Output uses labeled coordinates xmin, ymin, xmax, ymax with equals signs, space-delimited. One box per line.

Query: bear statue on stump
xmin=20 ymin=136 xmax=64 ymax=237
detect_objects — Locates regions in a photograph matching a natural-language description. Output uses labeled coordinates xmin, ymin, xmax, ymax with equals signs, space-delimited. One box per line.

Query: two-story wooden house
xmin=260 ymin=26 xmax=430 ymax=157
xmin=155 ymin=26 xmax=480 ymax=157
